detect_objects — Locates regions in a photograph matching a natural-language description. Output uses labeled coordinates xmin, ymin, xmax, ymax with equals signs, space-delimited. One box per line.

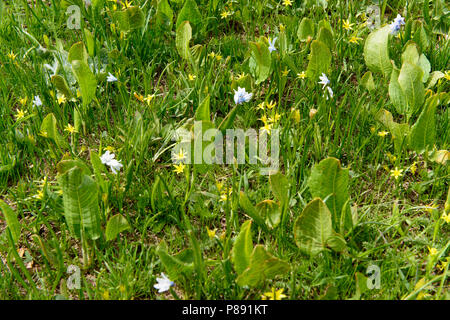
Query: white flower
xmin=107 ymin=72 xmax=117 ymax=82
xmin=33 ymin=95 xmax=42 ymax=107
xmin=393 ymin=14 xmax=405 ymax=26
xmin=318 ymin=73 xmax=330 ymax=89
xmin=100 ymin=151 xmax=123 ymax=174
xmin=154 ymin=273 xmax=174 ymax=293
xmin=325 ymin=86 xmax=334 ymax=99
xmin=100 ymin=150 xmax=115 ymax=164
xmin=268 ymin=37 xmax=277 ymax=53
xmin=233 ymin=87 xmax=252 ymax=105
xmin=390 ymin=14 xmax=405 ymax=35
xmin=108 ymin=159 xmax=123 ymax=175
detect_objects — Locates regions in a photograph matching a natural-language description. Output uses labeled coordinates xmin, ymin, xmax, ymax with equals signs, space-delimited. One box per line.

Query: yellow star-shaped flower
xmin=15 ymin=109 xmax=27 ymax=121
xmin=297 ymin=71 xmax=306 ymax=79
xmin=261 ymin=288 xmax=287 ymax=300
xmin=342 ymin=19 xmax=354 ymax=30
xmin=64 ymin=124 xmax=78 ymax=134
xmin=173 ymin=163 xmax=186 ymax=175
xmin=390 ymin=167 xmax=403 ymax=180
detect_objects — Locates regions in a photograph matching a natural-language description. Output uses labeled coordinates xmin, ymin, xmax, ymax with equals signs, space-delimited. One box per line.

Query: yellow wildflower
xmin=349 ymin=36 xmax=363 ymax=44
xmin=19 ymin=97 xmax=28 ymax=105
xmin=282 ymin=0 xmax=292 ymax=6
xmin=173 ymin=163 xmax=186 ymax=175
xmin=441 ymin=212 xmax=450 ymax=224
xmin=7 ymin=51 xmax=17 ymax=61
xmin=206 ymin=227 xmax=217 ymax=239
xmin=261 ymin=288 xmax=287 ymax=300
xmin=57 ymin=94 xmax=66 ymax=105
xmin=378 ymin=131 xmax=389 ymax=137
xmin=390 ymin=167 xmax=403 ymax=180
xmin=144 ymin=94 xmax=155 ymax=106
xmin=342 ymin=19 xmax=354 ymax=30
xmin=297 ymin=71 xmax=306 ymax=79
xmin=15 ymin=109 xmax=27 ymax=121
xmin=266 ymin=101 xmax=276 ymax=110
xmin=188 ymin=74 xmax=196 ymax=81
xmin=64 ymin=124 xmax=77 ymax=134
xmin=221 ymin=10 xmax=232 ymax=19
xmin=428 ymin=247 xmax=438 ymax=256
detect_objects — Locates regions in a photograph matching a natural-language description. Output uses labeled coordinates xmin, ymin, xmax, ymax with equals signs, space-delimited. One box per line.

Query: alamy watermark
xmin=171 ymin=122 xmax=279 ymax=175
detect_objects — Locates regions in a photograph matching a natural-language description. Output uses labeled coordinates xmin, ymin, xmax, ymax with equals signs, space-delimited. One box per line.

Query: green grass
xmin=0 ymin=0 xmax=448 ymax=300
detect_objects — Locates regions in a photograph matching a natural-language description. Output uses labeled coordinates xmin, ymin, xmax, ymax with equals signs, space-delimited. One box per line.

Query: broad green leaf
xmin=375 ymin=109 xmax=410 ymax=153
xmin=155 ymin=0 xmax=173 ymax=29
xmin=105 ymin=214 xmax=130 ymax=241
xmin=417 ymin=54 xmax=431 ymax=83
xmin=195 ymin=94 xmax=210 ymax=121
xmin=317 ymin=27 xmax=334 ymax=50
xmin=238 ymin=191 xmax=267 ymax=230
xmin=236 ymin=245 xmax=290 ymax=287
xmin=389 ymin=61 xmax=425 ymax=116
xmin=361 ymin=71 xmax=375 ymax=91
xmin=326 ymin=234 xmax=346 ymax=252
xmin=156 ymin=243 xmax=194 ymax=281
xmin=114 ymin=6 xmax=145 ymax=31
xmin=269 ymin=172 xmax=289 ymax=208
xmin=401 ymin=42 xmax=420 ymax=65
xmin=84 ymin=29 xmax=95 ymax=57
xmin=306 ymin=40 xmax=331 ymax=82
xmin=397 ymin=61 xmax=425 ymax=115
xmin=308 ymin=157 xmax=350 ymax=228
xmin=293 ymin=198 xmax=333 ymax=256
xmin=409 ymin=94 xmax=439 ymax=152
xmin=68 ymin=42 xmax=88 ymax=64
xmin=176 ymin=21 xmax=192 ymax=61
xmin=363 ymin=25 xmax=392 ymax=77
xmin=231 ymin=220 xmax=253 ymax=275
xmin=40 ymin=113 xmax=65 ymax=148
xmin=249 ymin=40 xmax=271 ymax=85
xmin=57 ymin=160 xmax=101 ymax=240
xmin=230 ymin=74 xmax=252 ymax=92
xmin=218 ymin=106 xmax=238 ymax=132
xmin=51 ymin=75 xmax=73 ymax=99
xmin=89 ymin=150 xmax=106 ymax=193
xmin=71 ymin=60 xmax=97 ymax=106
xmin=256 ymin=200 xmax=281 ymax=228
xmin=176 ymin=0 xmax=202 ymax=29
xmin=426 ymin=71 xmax=445 ymax=89
xmin=429 ymin=149 xmax=449 ymax=164
xmin=388 ymin=65 xmax=408 ymax=114
xmin=0 ymin=200 xmax=21 ymax=245
xmin=297 ymin=17 xmax=315 ymax=42
xmin=401 ymin=42 xmax=430 ymax=82
xmin=413 ymin=23 xmax=429 ymax=52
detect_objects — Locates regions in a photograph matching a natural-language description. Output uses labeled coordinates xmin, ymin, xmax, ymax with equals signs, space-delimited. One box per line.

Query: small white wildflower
xmin=154 ymin=273 xmax=175 ymax=293
xmin=268 ymin=37 xmax=277 ymax=53
xmin=318 ymin=73 xmax=330 ymax=89
xmin=100 ymin=150 xmax=123 ymax=174
xmin=33 ymin=95 xmax=42 ymax=107
xmin=233 ymin=87 xmax=252 ymax=105
xmin=107 ymin=72 xmax=118 ymax=82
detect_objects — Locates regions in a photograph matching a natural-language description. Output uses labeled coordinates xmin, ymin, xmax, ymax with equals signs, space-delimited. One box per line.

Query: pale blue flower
xmin=233 ymin=87 xmax=253 ymax=105
xmin=268 ymin=37 xmax=277 ymax=53
xmin=100 ymin=151 xmax=123 ymax=174
xmin=107 ymin=72 xmax=117 ymax=82
xmin=33 ymin=95 xmax=42 ymax=107
xmin=318 ymin=73 xmax=330 ymax=89
xmin=390 ymin=14 xmax=405 ymax=35
xmin=154 ymin=273 xmax=175 ymax=293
